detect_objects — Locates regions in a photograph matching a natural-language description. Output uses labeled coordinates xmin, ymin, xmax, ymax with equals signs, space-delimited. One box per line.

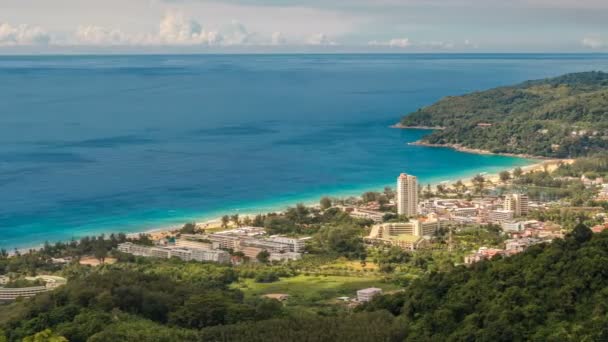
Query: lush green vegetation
xmin=401 ymin=71 xmax=608 ymax=157
xmin=357 ymin=224 xmax=608 ymax=341
xmin=4 ymin=179 xmax=608 ymax=341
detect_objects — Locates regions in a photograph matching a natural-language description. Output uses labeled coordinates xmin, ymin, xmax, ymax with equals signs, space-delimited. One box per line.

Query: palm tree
xmin=230 ymin=214 xmax=240 ymax=227
xmin=472 ymin=174 xmax=486 ymax=195
xmin=221 ymin=215 xmax=230 ymax=228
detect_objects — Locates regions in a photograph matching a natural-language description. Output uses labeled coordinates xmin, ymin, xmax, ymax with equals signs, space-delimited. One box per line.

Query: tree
xmin=23 ymin=330 xmax=68 ymax=342
xmin=221 ymin=215 xmax=230 ymax=228
xmin=499 ymin=170 xmax=511 ymax=183
xmin=94 ymin=246 xmax=107 ymax=264
xmin=454 ymin=180 xmax=466 ymax=194
xmin=256 ymin=250 xmax=270 ymax=263
xmin=513 ymin=167 xmax=523 ymax=179
xmin=377 ymin=195 xmax=389 ymax=207
xmin=436 ymin=184 xmax=446 ymax=195
xmin=231 ymin=214 xmax=240 ymax=227
xmin=383 ymin=187 xmax=396 ymax=200
xmin=472 ymin=174 xmax=486 ymax=195
xmin=179 ymin=222 xmax=197 ymax=234
xmin=362 ymin=192 xmax=379 ymax=203
xmin=320 ymin=197 xmax=332 ymax=210
xmin=568 ymin=222 xmax=593 ymax=244
xmin=242 ymin=216 xmax=252 ymax=226
xmin=314 ymin=225 xmax=366 ymax=259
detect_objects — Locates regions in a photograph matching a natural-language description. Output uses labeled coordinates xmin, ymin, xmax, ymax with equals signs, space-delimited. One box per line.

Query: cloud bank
xmin=581 ymin=36 xmax=606 ymax=49
xmin=0 ymin=23 xmax=51 ymax=46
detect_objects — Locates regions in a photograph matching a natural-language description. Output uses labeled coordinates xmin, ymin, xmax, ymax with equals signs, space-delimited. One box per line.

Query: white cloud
xmin=368 ymin=37 xmax=411 ymax=48
xmin=75 ymin=26 xmax=135 ymax=45
xmin=423 ymin=41 xmax=455 ymax=49
xmin=463 ymin=39 xmax=479 ymax=48
xmin=271 ymin=31 xmax=286 ymax=45
xmin=158 ymin=11 xmax=222 ymax=45
xmin=0 ymin=23 xmax=50 ymax=46
xmin=307 ymin=33 xmax=336 ymax=45
xmin=581 ymin=36 xmax=606 ymax=49
xmin=221 ymin=20 xmax=252 ymax=45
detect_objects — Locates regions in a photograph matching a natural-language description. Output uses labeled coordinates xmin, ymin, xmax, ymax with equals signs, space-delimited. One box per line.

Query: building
xmin=240 ymin=246 xmax=264 ymax=260
xmin=269 ymin=252 xmax=302 ymax=262
xmin=464 ymin=247 xmax=504 ymax=265
xmin=117 ymin=242 xmax=230 ymax=264
xmin=262 ymin=293 xmax=290 ymax=301
xmin=149 ymin=247 xmax=171 ymax=259
xmin=168 ymin=248 xmax=192 ymax=261
xmin=357 ymin=287 xmax=383 ymax=302
xmin=0 ymin=286 xmax=49 ymax=301
xmin=368 ymin=218 xmax=448 ymax=239
xmin=190 ymin=248 xmax=231 ymax=263
xmin=504 ymin=193 xmax=529 ymax=217
xmin=239 ymin=238 xmax=290 ymax=253
xmin=397 ymin=173 xmax=418 ymax=217
xmin=348 ymin=208 xmax=385 ymax=223
xmin=0 ymin=276 xmax=67 ymax=301
xmin=501 ymin=221 xmax=524 ymax=232
xmin=267 ymin=236 xmax=310 ymax=253
xmin=206 ymin=234 xmax=241 ymax=250
xmin=175 ymin=238 xmax=212 ymax=250
xmin=365 ymin=219 xmax=444 ymax=251
xmin=488 ymin=209 xmax=514 ymax=223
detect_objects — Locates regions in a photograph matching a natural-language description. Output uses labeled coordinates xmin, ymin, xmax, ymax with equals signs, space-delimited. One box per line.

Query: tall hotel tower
xmin=397 ymin=173 xmax=418 ymax=217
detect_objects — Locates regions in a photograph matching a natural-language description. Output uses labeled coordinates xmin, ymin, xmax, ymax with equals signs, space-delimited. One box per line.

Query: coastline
xmin=409 ymin=141 xmax=553 ymax=160
xmin=135 ymin=157 xmax=563 ymax=243
xmin=12 ymin=156 xmax=562 ymax=254
xmin=390 ymin=123 xmax=445 ymax=130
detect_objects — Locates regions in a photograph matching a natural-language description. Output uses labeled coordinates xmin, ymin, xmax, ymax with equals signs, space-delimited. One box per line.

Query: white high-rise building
xmin=397 ymin=173 xmax=418 ymax=217
xmin=504 ymin=193 xmax=529 ymax=217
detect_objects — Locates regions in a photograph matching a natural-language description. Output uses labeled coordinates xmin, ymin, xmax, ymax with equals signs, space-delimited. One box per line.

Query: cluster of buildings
xmin=420 ymin=193 xmax=531 ymax=225
xmin=464 ymin=237 xmax=546 ymax=265
xmin=0 ymin=275 xmax=67 ymax=301
xmin=358 ymin=173 xmax=543 ymax=251
xmin=365 ymin=215 xmax=452 ymax=250
xmin=119 ymin=226 xmax=311 ymax=264
xmin=118 ymin=242 xmax=232 ymax=264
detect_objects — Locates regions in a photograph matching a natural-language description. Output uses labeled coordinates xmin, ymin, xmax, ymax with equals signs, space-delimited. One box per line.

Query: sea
xmin=1 ymin=53 xmax=608 ymax=250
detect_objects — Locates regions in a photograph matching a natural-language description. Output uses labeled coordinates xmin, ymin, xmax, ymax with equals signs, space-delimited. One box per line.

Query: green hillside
xmin=400 ymin=71 xmax=608 ymax=157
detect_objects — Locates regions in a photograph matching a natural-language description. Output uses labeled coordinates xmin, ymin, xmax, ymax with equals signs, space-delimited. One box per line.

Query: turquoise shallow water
xmin=1 ymin=54 xmax=607 ymax=249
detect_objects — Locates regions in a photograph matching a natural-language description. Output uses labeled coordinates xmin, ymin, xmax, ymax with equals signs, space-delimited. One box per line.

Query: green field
xmin=233 ymin=274 xmax=400 ymax=309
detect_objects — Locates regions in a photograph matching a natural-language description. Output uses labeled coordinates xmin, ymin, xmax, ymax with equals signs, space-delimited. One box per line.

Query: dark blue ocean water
xmin=1 ymin=54 xmax=608 ymax=249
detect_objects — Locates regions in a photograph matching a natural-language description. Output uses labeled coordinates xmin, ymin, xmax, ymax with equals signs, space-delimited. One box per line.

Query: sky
xmin=0 ymin=0 xmax=607 ymax=53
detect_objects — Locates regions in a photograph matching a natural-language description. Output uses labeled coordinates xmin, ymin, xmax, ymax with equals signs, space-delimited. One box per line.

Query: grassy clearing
xmin=233 ymin=274 xmax=399 ymax=309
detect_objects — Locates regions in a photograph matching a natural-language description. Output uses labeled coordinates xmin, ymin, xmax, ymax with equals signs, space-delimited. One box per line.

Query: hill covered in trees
xmin=400 ymin=71 xmax=608 ymax=157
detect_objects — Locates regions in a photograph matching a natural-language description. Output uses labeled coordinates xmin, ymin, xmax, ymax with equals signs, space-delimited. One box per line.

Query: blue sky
xmin=1 ymin=0 xmax=607 ymax=52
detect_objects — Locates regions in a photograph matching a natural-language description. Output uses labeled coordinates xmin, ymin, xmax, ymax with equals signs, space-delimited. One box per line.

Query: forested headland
xmin=400 ymin=71 xmax=608 ymax=158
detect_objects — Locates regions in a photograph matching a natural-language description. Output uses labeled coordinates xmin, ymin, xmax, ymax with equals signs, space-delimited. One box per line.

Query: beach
xmin=132 ymin=158 xmax=564 ymax=243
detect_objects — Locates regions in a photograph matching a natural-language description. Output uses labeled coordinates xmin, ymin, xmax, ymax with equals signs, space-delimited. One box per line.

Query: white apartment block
xmin=117 ymin=242 xmax=230 ymax=264
xmin=357 ymin=287 xmax=383 ymax=302
xmin=190 ymin=248 xmax=231 ymax=263
xmin=267 ymin=236 xmax=311 ymax=253
xmin=504 ymin=193 xmax=529 ymax=217
xmin=488 ymin=209 xmax=515 ymax=223
xmin=175 ymin=238 xmax=212 ymax=250
xmin=269 ymin=252 xmax=302 ymax=262
xmin=397 ymin=173 xmax=418 ymax=217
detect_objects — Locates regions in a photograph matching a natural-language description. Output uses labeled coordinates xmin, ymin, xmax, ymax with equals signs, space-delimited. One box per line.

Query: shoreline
xmin=11 ymin=144 xmax=552 ymax=253
xmin=409 ymin=141 xmax=553 ymax=160
xmin=390 ymin=123 xmax=446 ymax=130
xmin=24 ymin=160 xmax=550 ymax=252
